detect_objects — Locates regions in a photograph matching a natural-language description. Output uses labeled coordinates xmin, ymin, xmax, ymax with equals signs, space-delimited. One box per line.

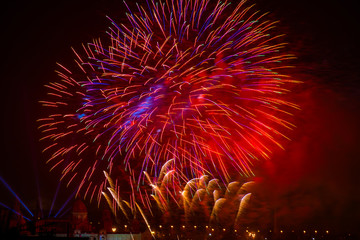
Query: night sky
xmin=1 ymin=0 xmax=360 ymax=234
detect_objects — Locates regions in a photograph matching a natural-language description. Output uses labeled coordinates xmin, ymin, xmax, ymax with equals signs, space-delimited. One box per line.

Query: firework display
xmin=103 ymin=160 xmax=257 ymax=237
xmin=38 ymin=0 xmax=299 ymax=200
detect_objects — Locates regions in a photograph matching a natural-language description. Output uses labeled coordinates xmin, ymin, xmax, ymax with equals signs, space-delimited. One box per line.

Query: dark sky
xmin=1 ymin=0 xmax=360 ymax=233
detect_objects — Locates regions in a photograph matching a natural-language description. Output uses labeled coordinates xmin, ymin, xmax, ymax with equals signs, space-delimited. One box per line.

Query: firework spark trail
xmin=104 ymin=166 xmax=256 ymax=228
xmin=39 ymin=0 xmax=299 ymax=201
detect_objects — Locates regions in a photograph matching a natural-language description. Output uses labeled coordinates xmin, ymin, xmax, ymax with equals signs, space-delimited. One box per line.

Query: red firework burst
xmin=38 ymin=0 xmax=299 ymax=201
